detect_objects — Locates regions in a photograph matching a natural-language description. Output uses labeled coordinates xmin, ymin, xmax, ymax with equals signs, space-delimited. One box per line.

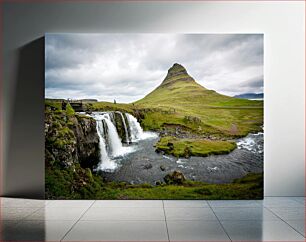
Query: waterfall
xmin=91 ymin=111 xmax=156 ymax=172
xmin=95 ymin=119 xmax=117 ymax=170
xmin=125 ymin=113 xmax=144 ymax=142
xmin=103 ymin=117 xmax=126 ymax=157
xmin=116 ymin=111 xmax=129 ymax=143
xmin=126 ymin=113 xmax=157 ymax=142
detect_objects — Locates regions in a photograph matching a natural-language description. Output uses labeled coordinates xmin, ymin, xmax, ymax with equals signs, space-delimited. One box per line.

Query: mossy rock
xmin=155 ymin=136 xmax=237 ymax=158
xmin=164 ymin=171 xmax=186 ymax=185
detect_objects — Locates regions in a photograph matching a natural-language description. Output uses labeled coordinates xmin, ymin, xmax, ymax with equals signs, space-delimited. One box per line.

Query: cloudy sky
xmin=45 ymin=34 xmax=263 ymax=103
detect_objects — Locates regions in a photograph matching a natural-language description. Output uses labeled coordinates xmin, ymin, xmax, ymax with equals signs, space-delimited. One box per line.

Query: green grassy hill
xmin=134 ymin=63 xmax=263 ymax=137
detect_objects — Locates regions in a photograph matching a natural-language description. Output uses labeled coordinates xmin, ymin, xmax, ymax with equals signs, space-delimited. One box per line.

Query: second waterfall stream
xmin=90 ymin=111 xmax=157 ymax=172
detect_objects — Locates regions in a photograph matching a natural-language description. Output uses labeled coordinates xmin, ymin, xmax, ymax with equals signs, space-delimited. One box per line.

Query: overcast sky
xmin=45 ymin=33 xmax=263 ymax=103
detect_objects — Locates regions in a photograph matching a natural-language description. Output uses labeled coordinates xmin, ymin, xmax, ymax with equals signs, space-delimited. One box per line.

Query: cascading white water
xmin=125 ymin=113 xmax=143 ymax=142
xmin=95 ymin=118 xmax=117 ymax=171
xmin=126 ymin=113 xmax=157 ymax=141
xmin=102 ymin=113 xmax=134 ymax=157
xmin=91 ymin=111 xmax=156 ymax=172
xmin=116 ymin=111 xmax=129 ymax=143
xmin=103 ymin=117 xmax=126 ymax=157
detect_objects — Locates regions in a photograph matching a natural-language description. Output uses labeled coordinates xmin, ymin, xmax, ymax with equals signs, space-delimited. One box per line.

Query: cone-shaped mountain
xmin=135 ymin=63 xmax=235 ymax=107
xmin=134 ymin=63 xmax=263 ymax=137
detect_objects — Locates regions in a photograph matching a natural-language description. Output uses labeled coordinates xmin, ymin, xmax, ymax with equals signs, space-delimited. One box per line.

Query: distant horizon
xmin=45 ymin=90 xmax=264 ymax=104
xmin=45 ymin=34 xmax=263 ymax=103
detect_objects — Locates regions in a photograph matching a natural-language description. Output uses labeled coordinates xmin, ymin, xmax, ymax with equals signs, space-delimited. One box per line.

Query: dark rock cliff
xmin=112 ymin=112 xmax=131 ymax=143
xmin=45 ymin=101 xmax=104 ymax=199
xmin=45 ymin=107 xmax=100 ymax=169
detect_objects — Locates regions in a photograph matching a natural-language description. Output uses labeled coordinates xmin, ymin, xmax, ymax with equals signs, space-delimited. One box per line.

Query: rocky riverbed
xmin=99 ymin=132 xmax=263 ymax=185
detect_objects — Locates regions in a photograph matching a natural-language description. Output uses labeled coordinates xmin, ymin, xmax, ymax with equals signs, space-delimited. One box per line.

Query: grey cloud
xmin=243 ymin=76 xmax=264 ymax=88
xmin=45 ymin=34 xmax=263 ymax=102
xmin=218 ymin=75 xmax=263 ymax=96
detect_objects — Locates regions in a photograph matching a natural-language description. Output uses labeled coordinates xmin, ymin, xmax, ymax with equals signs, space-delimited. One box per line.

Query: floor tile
xmin=92 ymin=200 xmax=162 ymax=208
xmin=165 ymin=207 xmax=217 ymax=221
xmin=264 ymin=197 xmax=304 ymax=207
xmin=46 ymin=200 xmax=94 ymax=208
xmin=286 ymin=220 xmax=305 ymax=236
xmin=0 ymin=198 xmax=46 ymax=208
xmin=81 ymin=207 xmax=165 ymax=221
xmin=46 ymin=220 xmax=75 ymax=241
xmin=62 ymin=220 xmax=168 ymax=241
xmin=213 ymin=207 xmax=279 ymax=221
xmin=163 ymin=200 xmax=209 ymax=208
xmin=221 ymin=220 xmax=305 ymax=241
xmin=208 ymin=199 xmax=263 ymax=208
xmin=268 ymin=207 xmax=305 ymax=220
xmin=0 ymin=197 xmax=304 ymax=241
xmin=0 ymin=207 xmax=40 ymax=220
xmin=1 ymin=220 xmax=75 ymax=241
xmin=167 ymin=220 xmax=230 ymax=241
xmin=26 ymin=207 xmax=88 ymax=220
xmin=292 ymin=197 xmax=305 ymax=205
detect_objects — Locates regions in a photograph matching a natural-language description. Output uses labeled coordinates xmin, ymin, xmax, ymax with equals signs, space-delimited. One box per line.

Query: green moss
xmin=55 ymin=109 xmax=63 ymax=114
xmin=90 ymin=101 xmax=134 ymax=113
xmin=45 ymin=100 xmax=62 ymax=110
xmin=155 ymin=136 xmax=237 ymax=158
xmin=50 ymin=124 xmax=75 ymax=149
xmin=45 ymin=163 xmax=103 ymax=199
xmin=94 ymin=172 xmax=263 ymax=200
xmin=66 ymin=103 xmax=75 ymax=116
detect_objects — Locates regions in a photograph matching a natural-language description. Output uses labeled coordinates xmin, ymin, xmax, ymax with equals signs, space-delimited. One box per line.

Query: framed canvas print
xmin=45 ymin=34 xmax=263 ymax=199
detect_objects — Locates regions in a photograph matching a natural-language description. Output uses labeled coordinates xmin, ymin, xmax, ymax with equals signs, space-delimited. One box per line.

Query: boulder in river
xmin=155 ymin=180 xmax=163 ymax=186
xmin=143 ymin=163 xmax=153 ymax=169
xmin=164 ymin=170 xmax=186 ymax=185
xmin=160 ymin=165 xmax=166 ymax=171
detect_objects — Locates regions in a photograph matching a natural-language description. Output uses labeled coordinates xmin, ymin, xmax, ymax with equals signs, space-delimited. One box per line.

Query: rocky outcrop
xmin=112 ymin=112 xmax=131 ymax=143
xmin=164 ymin=171 xmax=186 ymax=185
xmin=45 ymin=110 xmax=100 ymax=169
xmin=160 ymin=63 xmax=196 ymax=87
xmin=72 ymin=115 xmax=100 ymax=168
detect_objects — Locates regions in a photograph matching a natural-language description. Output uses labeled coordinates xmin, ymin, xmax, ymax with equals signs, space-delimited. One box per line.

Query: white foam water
xmin=91 ymin=111 xmax=156 ymax=172
xmin=94 ymin=116 xmax=117 ymax=171
xmin=125 ymin=113 xmax=158 ymax=142
xmin=237 ymin=132 xmax=264 ymax=154
xmin=176 ymin=158 xmax=188 ymax=164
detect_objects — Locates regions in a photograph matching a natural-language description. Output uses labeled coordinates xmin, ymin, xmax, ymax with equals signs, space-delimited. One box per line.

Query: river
xmin=98 ymin=131 xmax=263 ymax=185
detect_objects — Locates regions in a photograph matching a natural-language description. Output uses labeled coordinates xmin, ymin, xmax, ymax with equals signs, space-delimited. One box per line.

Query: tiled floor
xmin=0 ymin=197 xmax=304 ymax=241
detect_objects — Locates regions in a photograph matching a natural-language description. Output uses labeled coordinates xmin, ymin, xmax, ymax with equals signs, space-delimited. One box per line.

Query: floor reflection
xmin=0 ymin=197 xmax=304 ymax=241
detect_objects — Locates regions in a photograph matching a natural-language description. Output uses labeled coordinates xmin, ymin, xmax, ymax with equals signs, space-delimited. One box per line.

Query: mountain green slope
xmin=135 ymin=63 xmax=263 ymax=137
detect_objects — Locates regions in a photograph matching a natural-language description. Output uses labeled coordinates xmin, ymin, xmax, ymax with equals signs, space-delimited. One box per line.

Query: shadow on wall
xmin=5 ymin=37 xmax=45 ymax=199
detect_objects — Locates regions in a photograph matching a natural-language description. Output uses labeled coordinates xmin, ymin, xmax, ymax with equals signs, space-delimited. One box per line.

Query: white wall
xmin=2 ymin=1 xmax=305 ymax=197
